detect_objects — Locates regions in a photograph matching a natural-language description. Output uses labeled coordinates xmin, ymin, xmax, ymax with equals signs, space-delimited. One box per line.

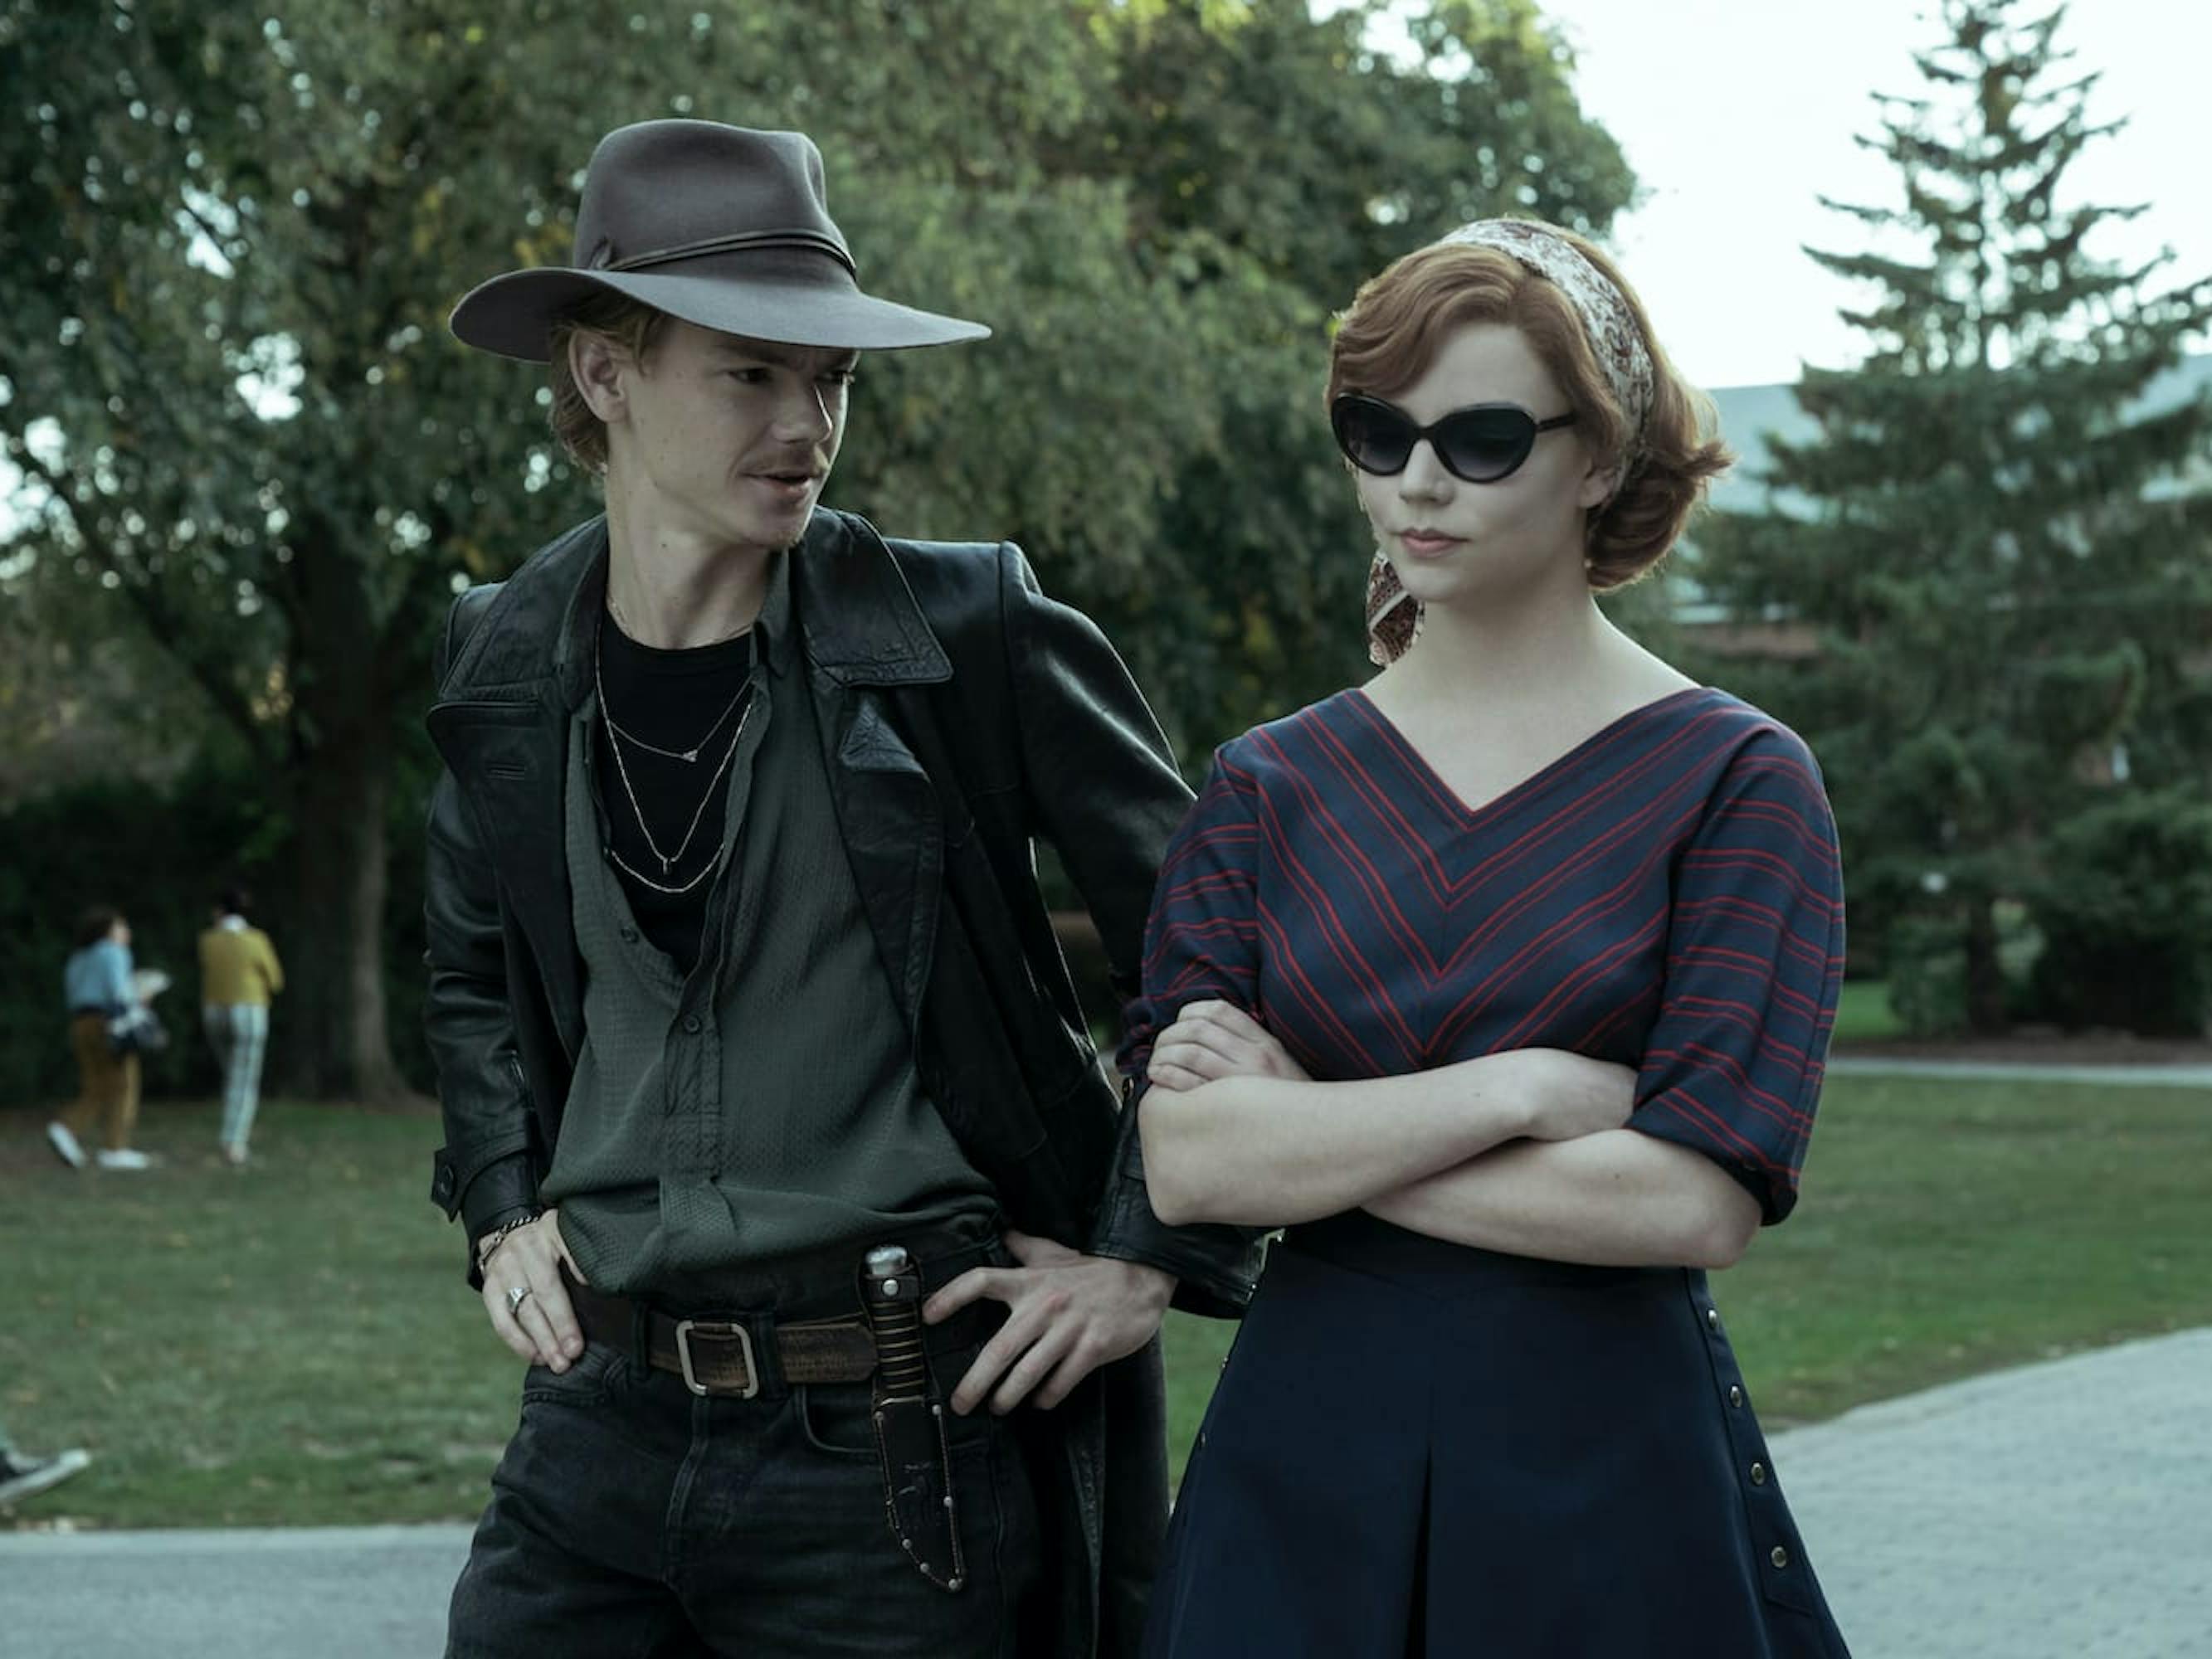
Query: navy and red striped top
xmin=1119 ymin=685 xmax=1846 ymax=1223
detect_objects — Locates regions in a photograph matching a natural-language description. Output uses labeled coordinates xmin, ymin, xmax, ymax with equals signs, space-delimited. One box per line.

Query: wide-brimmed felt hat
xmin=449 ymin=119 xmax=989 ymax=361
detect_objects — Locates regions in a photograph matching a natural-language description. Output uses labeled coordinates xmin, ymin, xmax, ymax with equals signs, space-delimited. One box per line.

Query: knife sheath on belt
xmin=861 ymin=1244 xmax=966 ymax=1591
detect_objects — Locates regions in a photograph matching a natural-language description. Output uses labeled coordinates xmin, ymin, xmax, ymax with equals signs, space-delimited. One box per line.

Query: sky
xmin=1524 ymin=0 xmax=2212 ymax=390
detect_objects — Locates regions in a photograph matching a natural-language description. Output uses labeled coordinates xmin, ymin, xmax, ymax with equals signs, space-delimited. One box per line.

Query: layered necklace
xmin=595 ymin=596 xmax=757 ymax=896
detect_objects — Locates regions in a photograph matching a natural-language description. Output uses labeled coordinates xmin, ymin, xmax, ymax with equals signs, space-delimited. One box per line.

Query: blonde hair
xmin=1328 ymin=232 xmax=1731 ymax=588
xmin=544 ymin=290 xmax=670 ymax=473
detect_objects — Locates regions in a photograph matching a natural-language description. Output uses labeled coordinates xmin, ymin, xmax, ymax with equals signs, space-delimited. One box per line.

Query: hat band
xmin=592 ymin=228 xmax=855 ymax=276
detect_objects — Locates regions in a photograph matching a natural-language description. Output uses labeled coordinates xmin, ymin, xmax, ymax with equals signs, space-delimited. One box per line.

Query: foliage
xmin=1 ymin=0 xmax=1635 ymax=1087
xmin=2020 ymin=790 xmax=2212 ymax=1034
xmin=1692 ymin=0 xmax=2212 ymax=1031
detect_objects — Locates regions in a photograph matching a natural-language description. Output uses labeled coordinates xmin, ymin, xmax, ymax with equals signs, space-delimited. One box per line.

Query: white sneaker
xmin=45 ymin=1121 xmax=87 ymax=1170
xmin=95 ymin=1147 xmax=154 ymax=1170
xmin=0 ymin=1447 xmax=90 ymax=1506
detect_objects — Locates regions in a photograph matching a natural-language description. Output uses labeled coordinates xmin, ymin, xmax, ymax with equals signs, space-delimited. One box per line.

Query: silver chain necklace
xmin=594 ymin=637 xmax=755 ymax=894
xmin=601 ymin=591 xmax=756 ymax=762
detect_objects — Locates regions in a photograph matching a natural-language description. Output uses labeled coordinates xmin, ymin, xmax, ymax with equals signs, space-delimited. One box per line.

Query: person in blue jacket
xmin=50 ymin=906 xmax=154 ymax=1172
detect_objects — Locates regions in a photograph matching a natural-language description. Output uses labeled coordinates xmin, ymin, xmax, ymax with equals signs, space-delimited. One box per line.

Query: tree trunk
xmin=270 ymin=518 xmax=419 ymax=1106
xmin=1962 ymin=897 xmax=2009 ymax=1036
xmin=276 ymin=715 xmax=412 ymax=1103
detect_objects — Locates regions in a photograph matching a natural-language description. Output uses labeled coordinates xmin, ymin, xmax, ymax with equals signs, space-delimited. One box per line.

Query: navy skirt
xmin=1143 ymin=1213 xmax=1851 ymax=1657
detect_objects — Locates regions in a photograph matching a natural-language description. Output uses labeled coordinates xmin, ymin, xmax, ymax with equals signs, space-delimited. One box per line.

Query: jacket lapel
xmin=425 ymin=518 xmax=607 ymax=1063
xmin=794 ymin=509 xmax=953 ymax=1034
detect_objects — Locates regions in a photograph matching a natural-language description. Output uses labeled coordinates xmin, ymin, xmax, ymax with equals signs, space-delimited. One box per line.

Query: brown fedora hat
xmin=449 ymin=120 xmax=989 ymax=361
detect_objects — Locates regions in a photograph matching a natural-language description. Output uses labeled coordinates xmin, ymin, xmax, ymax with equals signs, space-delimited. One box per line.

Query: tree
xmin=3 ymin=0 xmax=705 ymax=1098
xmin=1692 ymin=0 xmax=2212 ymax=1032
xmin=2 ymin=0 xmax=1634 ymax=1093
xmin=1054 ymin=0 xmax=1636 ymax=750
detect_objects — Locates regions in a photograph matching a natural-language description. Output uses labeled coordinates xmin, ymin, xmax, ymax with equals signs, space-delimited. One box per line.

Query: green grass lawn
xmin=4 ymin=1073 xmax=2209 ymax=1530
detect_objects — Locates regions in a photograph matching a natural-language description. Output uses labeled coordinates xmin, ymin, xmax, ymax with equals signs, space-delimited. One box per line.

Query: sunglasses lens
xmin=1435 ymin=407 xmax=1538 ymax=481
xmin=1332 ymin=398 xmax=1415 ymax=474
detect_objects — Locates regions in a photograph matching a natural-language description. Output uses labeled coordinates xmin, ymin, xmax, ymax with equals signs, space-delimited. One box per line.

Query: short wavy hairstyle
xmin=545 ymin=290 xmax=671 ymax=474
xmin=1326 ymin=230 xmax=1731 ymax=589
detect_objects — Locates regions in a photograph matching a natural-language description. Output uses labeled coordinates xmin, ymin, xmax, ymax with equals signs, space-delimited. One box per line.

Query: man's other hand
xmin=923 ymin=1230 xmax=1174 ymax=1414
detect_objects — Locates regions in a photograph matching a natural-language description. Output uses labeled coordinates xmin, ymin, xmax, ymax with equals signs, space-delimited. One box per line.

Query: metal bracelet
xmin=475 ymin=1210 xmax=543 ymax=1271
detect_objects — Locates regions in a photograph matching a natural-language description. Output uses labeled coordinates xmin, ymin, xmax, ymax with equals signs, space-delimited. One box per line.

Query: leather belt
xmin=568 ymin=1277 xmax=876 ymax=1399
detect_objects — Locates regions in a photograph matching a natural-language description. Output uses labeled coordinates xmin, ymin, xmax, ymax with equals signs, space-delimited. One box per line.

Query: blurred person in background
xmin=199 ymin=883 xmax=285 ymax=1166
xmin=50 ymin=905 xmax=154 ymax=1172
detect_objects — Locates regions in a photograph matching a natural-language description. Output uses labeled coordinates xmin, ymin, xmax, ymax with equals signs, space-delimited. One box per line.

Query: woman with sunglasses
xmin=1125 ymin=220 xmax=1851 ymax=1657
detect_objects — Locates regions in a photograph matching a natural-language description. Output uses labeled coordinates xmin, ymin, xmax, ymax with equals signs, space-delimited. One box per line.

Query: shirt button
xmin=681 ymin=1014 xmax=702 ymax=1035
xmin=1750 ymin=1462 xmax=1767 ymax=1486
xmin=1706 ymin=1308 xmax=1720 ymax=1331
xmin=619 ymin=926 xmax=639 ymax=944
xmin=1728 ymin=1385 xmax=1744 ymax=1408
xmin=1770 ymin=1545 xmax=1790 ymax=1569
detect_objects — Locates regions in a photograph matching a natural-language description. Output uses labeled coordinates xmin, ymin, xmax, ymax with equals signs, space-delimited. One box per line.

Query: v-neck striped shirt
xmin=1119 ymin=686 xmax=1845 ymax=1223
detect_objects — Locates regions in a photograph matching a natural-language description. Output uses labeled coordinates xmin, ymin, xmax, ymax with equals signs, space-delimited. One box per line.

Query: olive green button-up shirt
xmin=541 ymin=553 xmax=996 ymax=1304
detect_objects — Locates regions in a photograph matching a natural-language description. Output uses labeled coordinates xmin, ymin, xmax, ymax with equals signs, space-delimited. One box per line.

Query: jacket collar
xmin=436 ymin=507 xmax=949 ymax=708
xmin=790 ymin=507 xmax=951 ymax=688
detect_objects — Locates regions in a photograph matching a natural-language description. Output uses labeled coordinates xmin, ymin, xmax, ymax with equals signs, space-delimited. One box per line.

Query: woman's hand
xmin=1147 ymin=999 xmax=1310 ymax=1092
xmin=1522 ymin=1051 xmax=1640 ymax=1141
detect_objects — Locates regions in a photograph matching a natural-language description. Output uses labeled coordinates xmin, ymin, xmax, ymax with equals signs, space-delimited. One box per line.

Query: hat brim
xmin=449 ymin=257 xmax=990 ymax=362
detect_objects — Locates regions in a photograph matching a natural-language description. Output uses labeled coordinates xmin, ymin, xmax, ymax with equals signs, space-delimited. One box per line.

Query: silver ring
xmin=505 ymin=1285 xmax=533 ymax=1316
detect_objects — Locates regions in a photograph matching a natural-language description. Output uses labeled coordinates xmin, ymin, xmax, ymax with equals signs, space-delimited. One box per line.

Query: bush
xmin=0 ymin=771 xmax=254 ymax=1107
xmin=2021 ymin=791 xmax=2212 ymax=1038
xmin=0 ymin=757 xmax=436 ymax=1107
xmin=1878 ymin=900 xmax=2044 ymax=1039
xmin=1883 ymin=915 xmax=1969 ymax=1038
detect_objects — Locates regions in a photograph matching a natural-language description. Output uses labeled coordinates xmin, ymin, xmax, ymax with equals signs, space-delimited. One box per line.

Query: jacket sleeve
xmin=102 ymin=941 xmax=136 ymax=1010
xmin=423 ymin=588 xmax=540 ymax=1286
xmin=996 ymin=545 xmax=1264 ymax=1316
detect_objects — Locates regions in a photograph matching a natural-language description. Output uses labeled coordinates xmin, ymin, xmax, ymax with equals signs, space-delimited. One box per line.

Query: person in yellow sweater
xmin=199 ymin=887 xmax=284 ymax=1166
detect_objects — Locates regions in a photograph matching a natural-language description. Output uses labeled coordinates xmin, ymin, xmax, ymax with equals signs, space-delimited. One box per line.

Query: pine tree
xmin=1694 ymin=0 xmax=2212 ymax=1034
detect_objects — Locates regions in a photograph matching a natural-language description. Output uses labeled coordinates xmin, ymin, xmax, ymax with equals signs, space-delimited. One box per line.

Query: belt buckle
xmin=673 ymin=1318 xmax=758 ymax=1399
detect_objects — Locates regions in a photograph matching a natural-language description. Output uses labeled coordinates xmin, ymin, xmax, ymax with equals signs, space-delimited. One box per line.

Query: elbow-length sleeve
xmin=1627 ymin=729 xmax=1846 ymax=1224
xmin=1090 ymin=744 xmax=1269 ymax=1313
xmin=1116 ymin=745 xmax=1266 ymax=1087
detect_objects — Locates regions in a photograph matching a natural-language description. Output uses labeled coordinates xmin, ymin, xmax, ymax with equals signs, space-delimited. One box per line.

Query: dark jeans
xmin=447 ymin=1319 xmax=1043 ymax=1658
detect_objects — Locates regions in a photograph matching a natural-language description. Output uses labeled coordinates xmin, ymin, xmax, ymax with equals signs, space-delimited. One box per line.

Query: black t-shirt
xmin=590 ymin=622 xmax=757 ymax=972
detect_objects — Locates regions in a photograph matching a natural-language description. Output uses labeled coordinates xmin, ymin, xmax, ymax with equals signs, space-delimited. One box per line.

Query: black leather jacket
xmin=422 ymin=506 xmax=1262 ymax=1657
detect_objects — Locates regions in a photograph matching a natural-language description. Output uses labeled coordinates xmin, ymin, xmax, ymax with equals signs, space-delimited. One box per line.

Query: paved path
xmin=3 ymin=1328 xmax=2208 ymax=1657
xmin=1827 ymin=1055 xmax=2212 ymax=1087
xmin=1776 ymin=1326 xmax=2212 ymax=1658
xmin=0 ymin=1523 xmax=466 ymax=1658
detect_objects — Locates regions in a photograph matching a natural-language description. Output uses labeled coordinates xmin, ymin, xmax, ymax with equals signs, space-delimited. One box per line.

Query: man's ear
xmin=570 ymin=330 xmax=631 ymax=426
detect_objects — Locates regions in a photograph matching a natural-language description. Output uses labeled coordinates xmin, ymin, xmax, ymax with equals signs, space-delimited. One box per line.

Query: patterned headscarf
xmin=1363 ymin=218 xmax=1657 ymax=666
xmin=1440 ymin=219 xmax=1654 ymax=437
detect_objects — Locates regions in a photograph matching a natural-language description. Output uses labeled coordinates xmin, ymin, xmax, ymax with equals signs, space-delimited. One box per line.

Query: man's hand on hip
xmin=480 ymin=1208 xmax=587 ymax=1372
xmin=923 ymin=1230 xmax=1175 ymax=1414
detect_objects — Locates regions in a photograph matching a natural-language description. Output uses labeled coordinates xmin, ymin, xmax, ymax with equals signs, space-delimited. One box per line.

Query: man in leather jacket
xmin=426 ymin=120 xmax=1259 ymax=1658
